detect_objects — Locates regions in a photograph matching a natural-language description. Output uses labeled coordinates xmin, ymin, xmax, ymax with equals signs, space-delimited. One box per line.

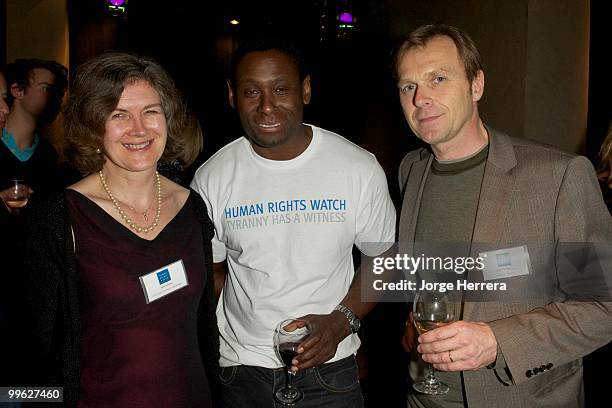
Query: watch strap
xmin=334 ymin=304 xmax=360 ymax=333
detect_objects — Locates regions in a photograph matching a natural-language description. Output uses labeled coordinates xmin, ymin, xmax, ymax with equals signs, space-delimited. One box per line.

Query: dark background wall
xmin=587 ymin=0 xmax=611 ymax=161
xmin=5 ymin=0 xmax=68 ymax=66
xmin=0 ymin=0 xmax=6 ymax=67
xmin=61 ymin=0 xmax=611 ymax=189
xmin=4 ymin=1 xmax=610 ymax=172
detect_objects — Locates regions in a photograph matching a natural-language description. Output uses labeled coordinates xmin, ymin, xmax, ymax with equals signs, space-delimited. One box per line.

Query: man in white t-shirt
xmin=191 ymin=36 xmax=396 ymax=407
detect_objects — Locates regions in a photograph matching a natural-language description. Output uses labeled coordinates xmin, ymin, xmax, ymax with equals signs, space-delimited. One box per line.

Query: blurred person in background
xmin=0 ymin=60 xmax=68 ymax=391
xmin=596 ymin=121 xmax=612 ymax=212
xmin=0 ymin=58 xmax=68 ymax=202
xmin=0 ymin=68 xmax=8 ymax=128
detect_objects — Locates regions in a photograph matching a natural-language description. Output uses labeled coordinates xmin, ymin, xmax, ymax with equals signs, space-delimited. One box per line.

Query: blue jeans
xmin=219 ymin=355 xmax=365 ymax=407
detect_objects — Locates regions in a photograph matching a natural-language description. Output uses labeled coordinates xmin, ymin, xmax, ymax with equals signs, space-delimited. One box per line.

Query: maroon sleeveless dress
xmin=66 ymin=190 xmax=211 ymax=408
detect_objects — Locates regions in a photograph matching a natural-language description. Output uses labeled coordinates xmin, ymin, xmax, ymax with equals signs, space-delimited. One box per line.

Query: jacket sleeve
xmin=488 ymin=156 xmax=612 ymax=386
xmin=22 ymin=192 xmax=69 ymax=386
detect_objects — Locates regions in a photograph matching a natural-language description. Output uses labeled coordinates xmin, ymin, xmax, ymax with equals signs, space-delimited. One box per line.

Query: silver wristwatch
xmin=334 ymin=304 xmax=361 ymax=333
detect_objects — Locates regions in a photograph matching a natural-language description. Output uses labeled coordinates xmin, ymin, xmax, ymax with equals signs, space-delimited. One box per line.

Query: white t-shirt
xmin=191 ymin=125 xmax=396 ymax=368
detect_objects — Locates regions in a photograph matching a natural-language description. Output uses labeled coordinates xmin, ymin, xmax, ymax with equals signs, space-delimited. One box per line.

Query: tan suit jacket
xmin=398 ymin=126 xmax=612 ymax=407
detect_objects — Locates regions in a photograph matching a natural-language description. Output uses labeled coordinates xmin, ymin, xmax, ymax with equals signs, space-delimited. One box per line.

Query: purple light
xmin=109 ymin=0 xmax=125 ymax=6
xmin=338 ymin=12 xmax=353 ymax=23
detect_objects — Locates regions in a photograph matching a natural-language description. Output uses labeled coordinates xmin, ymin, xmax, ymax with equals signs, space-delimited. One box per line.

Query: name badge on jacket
xmin=139 ymin=260 xmax=189 ymax=304
xmin=479 ymin=245 xmax=532 ymax=280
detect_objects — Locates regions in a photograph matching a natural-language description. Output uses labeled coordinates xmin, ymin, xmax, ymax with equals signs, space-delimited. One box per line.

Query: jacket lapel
xmin=399 ymin=149 xmax=433 ymax=244
xmin=464 ymin=127 xmax=517 ymax=317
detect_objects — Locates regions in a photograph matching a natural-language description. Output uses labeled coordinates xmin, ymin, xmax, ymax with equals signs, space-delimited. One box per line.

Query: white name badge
xmin=139 ymin=260 xmax=189 ymax=304
xmin=479 ymin=245 xmax=532 ymax=281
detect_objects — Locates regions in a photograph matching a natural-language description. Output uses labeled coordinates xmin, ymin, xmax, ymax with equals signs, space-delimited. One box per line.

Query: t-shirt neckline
xmin=244 ymin=124 xmax=319 ymax=169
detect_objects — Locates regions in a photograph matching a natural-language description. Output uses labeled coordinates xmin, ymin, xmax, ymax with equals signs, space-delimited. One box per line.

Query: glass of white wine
xmin=1 ymin=180 xmax=31 ymax=215
xmin=412 ymin=291 xmax=458 ymax=395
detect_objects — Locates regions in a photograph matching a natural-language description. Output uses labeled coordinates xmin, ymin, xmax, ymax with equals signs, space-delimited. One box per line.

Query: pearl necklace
xmin=99 ymin=170 xmax=162 ymax=234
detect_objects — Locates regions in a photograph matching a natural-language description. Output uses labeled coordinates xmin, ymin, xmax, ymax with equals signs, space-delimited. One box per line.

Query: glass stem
xmin=425 ymin=364 xmax=439 ymax=386
xmin=286 ymin=370 xmax=295 ymax=389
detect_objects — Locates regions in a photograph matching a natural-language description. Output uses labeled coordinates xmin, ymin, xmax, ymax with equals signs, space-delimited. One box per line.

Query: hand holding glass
xmin=412 ymin=291 xmax=458 ymax=395
xmin=274 ymin=318 xmax=311 ymax=405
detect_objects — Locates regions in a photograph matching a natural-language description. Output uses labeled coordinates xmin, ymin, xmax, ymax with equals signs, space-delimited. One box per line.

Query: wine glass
xmin=412 ymin=291 xmax=458 ymax=395
xmin=273 ymin=318 xmax=311 ymax=405
xmin=1 ymin=180 xmax=31 ymax=215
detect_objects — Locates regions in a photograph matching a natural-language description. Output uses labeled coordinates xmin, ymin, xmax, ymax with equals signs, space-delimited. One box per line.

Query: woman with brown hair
xmin=597 ymin=121 xmax=612 ymax=212
xmin=24 ymin=52 xmax=218 ymax=407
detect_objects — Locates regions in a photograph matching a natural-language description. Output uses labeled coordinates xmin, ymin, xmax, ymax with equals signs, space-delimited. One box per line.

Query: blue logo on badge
xmin=496 ymin=253 xmax=512 ymax=268
xmin=157 ymin=269 xmax=171 ymax=284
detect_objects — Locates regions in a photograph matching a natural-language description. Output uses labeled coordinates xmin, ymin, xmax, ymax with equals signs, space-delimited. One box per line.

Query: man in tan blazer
xmin=395 ymin=23 xmax=612 ymax=407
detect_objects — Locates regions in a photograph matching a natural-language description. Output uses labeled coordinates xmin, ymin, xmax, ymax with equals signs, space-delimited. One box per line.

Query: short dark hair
xmin=229 ymin=35 xmax=309 ymax=90
xmin=393 ymin=23 xmax=483 ymax=83
xmin=4 ymin=58 xmax=68 ymax=105
xmin=63 ymin=52 xmax=202 ymax=175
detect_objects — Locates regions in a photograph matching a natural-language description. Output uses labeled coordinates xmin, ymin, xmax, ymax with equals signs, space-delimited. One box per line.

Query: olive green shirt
xmin=410 ymin=145 xmax=488 ymax=408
